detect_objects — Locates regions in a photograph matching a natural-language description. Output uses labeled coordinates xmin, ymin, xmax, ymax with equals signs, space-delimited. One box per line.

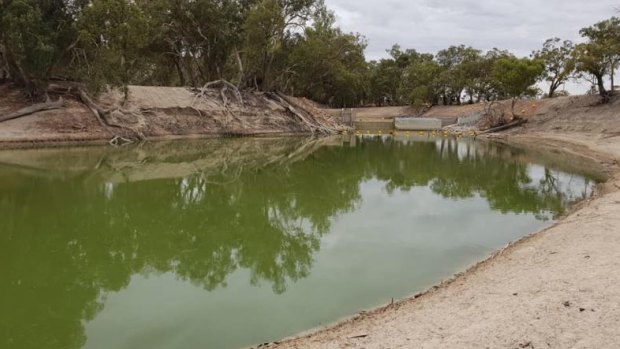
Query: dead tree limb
xmin=0 ymin=97 xmax=65 ymax=123
xmin=480 ymin=118 xmax=526 ymax=134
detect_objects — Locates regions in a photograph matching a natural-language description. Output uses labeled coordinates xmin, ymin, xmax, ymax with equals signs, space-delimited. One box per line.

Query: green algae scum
xmin=0 ymin=136 xmax=600 ymax=349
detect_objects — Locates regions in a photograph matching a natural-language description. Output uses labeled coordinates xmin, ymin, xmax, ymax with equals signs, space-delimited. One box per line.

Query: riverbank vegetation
xmin=0 ymin=1 xmax=618 ymax=109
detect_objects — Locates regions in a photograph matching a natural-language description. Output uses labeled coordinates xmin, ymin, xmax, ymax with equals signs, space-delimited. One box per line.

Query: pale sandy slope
xmin=269 ymin=133 xmax=620 ymax=349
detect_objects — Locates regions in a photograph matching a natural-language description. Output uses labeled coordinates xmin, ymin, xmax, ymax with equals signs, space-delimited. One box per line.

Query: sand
xmin=265 ymin=98 xmax=620 ymax=349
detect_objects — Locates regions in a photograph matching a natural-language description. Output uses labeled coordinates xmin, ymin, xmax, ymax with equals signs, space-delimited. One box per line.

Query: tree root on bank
xmin=265 ymin=92 xmax=337 ymax=134
xmin=48 ymin=84 xmax=145 ymax=143
xmin=192 ymin=79 xmax=244 ymax=107
xmin=109 ymin=135 xmax=134 ymax=146
xmin=0 ymin=97 xmax=65 ymax=123
xmin=191 ymin=79 xmax=247 ymax=128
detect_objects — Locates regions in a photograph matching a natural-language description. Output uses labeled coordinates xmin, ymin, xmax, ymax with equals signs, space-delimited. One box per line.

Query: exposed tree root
xmin=78 ymin=88 xmax=146 ymax=141
xmin=109 ymin=135 xmax=134 ymax=146
xmin=191 ymin=79 xmax=249 ymax=128
xmin=0 ymin=97 xmax=65 ymax=123
xmin=47 ymin=84 xmax=145 ymax=142
xmin=192 ymin=79 xmax=243 ymax=107
xmin=265 ymin=92 xmax=337 ymax=134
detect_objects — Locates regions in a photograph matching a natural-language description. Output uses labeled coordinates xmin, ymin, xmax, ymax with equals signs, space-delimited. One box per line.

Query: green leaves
xmin=574 ymin=17 xmax=620 ymax=100
xmin=287 ymin=16 xmax=368 ymax=107
xmin=77 ymin=0 xmax=153 ymax=97
xmin=492 ymin=57 xmax=544 ymax=97
xmin=491 ymin=56 xmax=544 ymax=115
xmin=532 ymin=38 xmax=575 ymax=97
xmin=0 ymin=0 xmax=78 ymax=97
xmin=1 ymin=2 xmax=618 ymax=107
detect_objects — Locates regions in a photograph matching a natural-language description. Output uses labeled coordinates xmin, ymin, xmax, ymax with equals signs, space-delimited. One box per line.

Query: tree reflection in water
xmin=0 ymin=136 xmax=598 ymax=349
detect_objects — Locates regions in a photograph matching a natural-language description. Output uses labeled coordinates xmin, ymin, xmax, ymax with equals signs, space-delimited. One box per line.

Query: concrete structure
xmin=394 ymin=117 xmax=442 ymax=130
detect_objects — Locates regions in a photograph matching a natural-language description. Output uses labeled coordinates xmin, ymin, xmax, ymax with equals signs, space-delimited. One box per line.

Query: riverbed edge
xmin=260 ymin=131 xmax=620 ymax=349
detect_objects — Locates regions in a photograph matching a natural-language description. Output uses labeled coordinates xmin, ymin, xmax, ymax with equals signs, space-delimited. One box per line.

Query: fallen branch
xmin=0 ymin=97 xmax=65 ymax=123
xmin=480 ymin=118 xmax=526 ymax=134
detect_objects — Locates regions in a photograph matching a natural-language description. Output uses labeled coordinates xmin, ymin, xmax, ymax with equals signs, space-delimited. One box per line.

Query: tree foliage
xmin=1 ymin=3 xmax=618 ymax=106
xmin=491 ymin=57 xmax=544 ymax=115
xmin=532 ymin=38 xmax=575 ymax=98
xmin=574 ymin=17 xmax=620 ymax=101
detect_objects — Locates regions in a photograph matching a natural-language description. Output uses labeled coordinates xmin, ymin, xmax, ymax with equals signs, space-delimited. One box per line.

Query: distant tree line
xmin=370 ymin=16 xmax=620 ymax=107
xmin=0 ymin=1 xmax=619 ymax=107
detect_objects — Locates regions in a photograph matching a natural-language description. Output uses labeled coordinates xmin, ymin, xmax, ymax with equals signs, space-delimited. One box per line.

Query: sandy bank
xmin=265 ymin=100 xmax=620 ymax=348
xmin=0 ymin=84 xmax=339 ymax=149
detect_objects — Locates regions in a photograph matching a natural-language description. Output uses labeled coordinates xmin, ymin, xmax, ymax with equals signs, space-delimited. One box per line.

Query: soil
xmin=263 ymin=95 xmax=620 ymax=349
xmin=0 ymin=84 xmax=339 ymax=148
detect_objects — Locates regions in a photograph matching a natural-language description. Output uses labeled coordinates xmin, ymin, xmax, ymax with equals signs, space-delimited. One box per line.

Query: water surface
xmin=0 ymin=136 xmax=598 ymax=349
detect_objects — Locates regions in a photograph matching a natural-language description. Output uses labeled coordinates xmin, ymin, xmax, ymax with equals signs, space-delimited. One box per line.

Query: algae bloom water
xmin=0 ymin=136 xmax=599 ymax=349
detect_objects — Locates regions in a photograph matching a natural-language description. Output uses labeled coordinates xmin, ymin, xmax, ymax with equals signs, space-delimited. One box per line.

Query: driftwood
xmin=480 ymin=118 xmax=526 ymax=134
xmin=0 ymin=97 xmax=65 ymax=123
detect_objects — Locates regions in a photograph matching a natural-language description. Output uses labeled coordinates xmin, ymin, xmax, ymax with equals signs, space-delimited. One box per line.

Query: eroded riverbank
xmin=0 ymin=84 xmax=340 ymax=149
xmin=267 ymin=132 xmax=620 ymax=349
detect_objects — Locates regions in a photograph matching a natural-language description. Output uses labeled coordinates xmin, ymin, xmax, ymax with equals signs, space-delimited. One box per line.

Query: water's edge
xmin=260 ymin=133 xmax=617 ymax=349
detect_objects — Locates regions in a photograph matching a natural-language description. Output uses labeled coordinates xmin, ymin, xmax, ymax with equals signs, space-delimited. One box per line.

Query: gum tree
xmin=575 ymin=17 xmax=620 ymax=101
xmin=533 ymin=38 xmax=576 ymax=98
xmin=0 ymin=0 xmax=82 ymax=99
xmin=491 ymin=57 xmax=544 ymax=118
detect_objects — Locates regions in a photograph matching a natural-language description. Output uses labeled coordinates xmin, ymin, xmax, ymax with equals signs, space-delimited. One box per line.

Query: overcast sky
xmin=325 ymin=0 xmax=618 ymax=59
xmin=324 ymin=0 xmax=619 ymax=93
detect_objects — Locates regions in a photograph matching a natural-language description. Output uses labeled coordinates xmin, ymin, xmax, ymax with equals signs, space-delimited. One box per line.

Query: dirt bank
xmin=265 ymin=98 xmax=620 ymax=349
xmin=0 ymin=84 xmax=340 ymax=148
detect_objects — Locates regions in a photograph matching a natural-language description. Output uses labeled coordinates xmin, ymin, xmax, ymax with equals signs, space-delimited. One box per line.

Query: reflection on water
xmin=0 ymin=136 xmax=599 ymax=349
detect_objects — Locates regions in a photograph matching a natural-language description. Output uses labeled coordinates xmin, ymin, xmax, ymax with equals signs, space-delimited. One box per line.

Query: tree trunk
xmin=174 ymin=57 xmax=186 ymax=86
xmin=548 ymin=82 xmax=557 ymax=98
xmin=596 ymin=74 xmax=609 ymax=102
xmin=234 ymin=48 xmax=244 ymax=88
xmin=611 ymin=65 xmax=615 ymax=94
xmin=0 ymin=97 xmax=64 ymax=123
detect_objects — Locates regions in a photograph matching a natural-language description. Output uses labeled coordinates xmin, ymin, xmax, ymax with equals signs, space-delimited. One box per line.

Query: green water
xmin=0 ymin=136 xmax=599 ymax=349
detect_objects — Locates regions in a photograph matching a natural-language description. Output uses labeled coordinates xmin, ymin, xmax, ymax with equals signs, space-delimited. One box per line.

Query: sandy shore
xmin=266 ymin=132 xmax=620 ymax=349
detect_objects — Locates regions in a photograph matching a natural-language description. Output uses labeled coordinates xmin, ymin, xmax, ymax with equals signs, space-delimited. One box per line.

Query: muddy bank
xmin=265 ymin=100 xmax=620 ymax=348
xmin=0 ymin=84 xmax=341 ymax=149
